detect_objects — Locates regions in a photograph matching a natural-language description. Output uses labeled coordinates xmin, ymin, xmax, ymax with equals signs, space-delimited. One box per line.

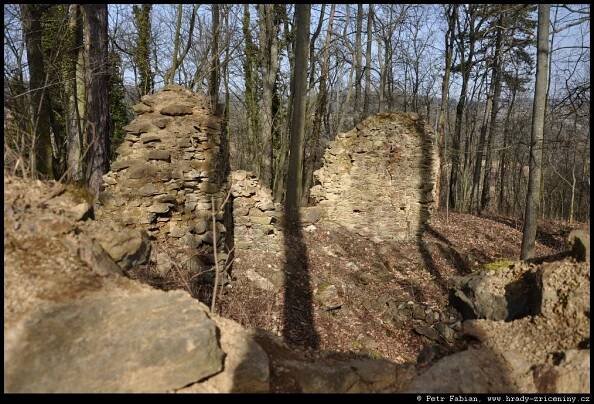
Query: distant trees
xmin=164 ymin=4 xmax=197 ymax=86
xmin=3 ymin=4 xmax=590 ymax=226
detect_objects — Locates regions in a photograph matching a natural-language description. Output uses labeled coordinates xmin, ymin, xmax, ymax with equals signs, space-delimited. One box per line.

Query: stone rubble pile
xmin=310 ymin=112 xmax=439 ymax=242
xmin=408 ymin=258 xmax=590 ymax=393
xmin=96 ymin=85 xmax=230 ymax=283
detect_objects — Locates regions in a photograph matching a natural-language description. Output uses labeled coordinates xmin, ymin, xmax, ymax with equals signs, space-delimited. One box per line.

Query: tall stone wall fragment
xmin=97 ymin=85 xmax=230 ymax=284
xmin=310 ymin=112 xmax=439 ymax=241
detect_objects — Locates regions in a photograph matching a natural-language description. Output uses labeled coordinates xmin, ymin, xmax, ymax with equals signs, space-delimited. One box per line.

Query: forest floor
xmin=219 ymin=211 xmax=588 ymax=366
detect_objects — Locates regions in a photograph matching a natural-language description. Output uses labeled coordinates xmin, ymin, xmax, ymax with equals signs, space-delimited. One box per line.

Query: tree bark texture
xmin=521 ymin=4 xmax=550 ymax=260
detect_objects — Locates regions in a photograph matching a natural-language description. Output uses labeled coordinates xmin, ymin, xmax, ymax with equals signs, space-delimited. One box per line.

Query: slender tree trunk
xmin=258 ymin=5 xmax=280 ymax=190
xmin=378 ymin=36 xmax=385 ymax=113
xmin=308 ymin=4 xmax=325 ymax=91
xmin=273 ymin=5 xmax=294 ymax=202
xmin=209 ymin=4 xmax=220 ymax=105
xmin=437 ymin=5 xmax=456 ymax=210
xmin=303 ymin=4 xmax=336 ymax=204
xmin=242 ymin=4 xmax=260 ymax=176
xmin=286 ymin=4 xmax=310 ymax=212
xmin=66 ymin=4 xmax=84 ymax=182
xmin=480 ymin=22 xmax=504 ymax=213
xmin=165 ymin=5 xmax=183 ymax=85
xmin=81 ymin=4 xmax=110 ymax=196
xmin=449 ymin=7 xmax=476 ymax=210
xmin=498 ymin=84 xmax=517 ymax=213
xmin=20 ymin=4 xmax=54 ymax=179
xmin=521 ymin=4 xmax=550 ymax=260
xmin=222 ymin=6 xmax=230 ymax=178
xmin=362 ymin=5 xmax=373 ymax=118
xmin=471 ymin=79 xmax=493 ymax=213
xmin=354 ymin=4 xmax=363 ymax=113
xmin=336 ymin=66 xmax=355 ymax=133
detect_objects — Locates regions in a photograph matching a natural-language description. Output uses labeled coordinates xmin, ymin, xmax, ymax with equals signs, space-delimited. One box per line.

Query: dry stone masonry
xmin=310 ymin=112 xmax=439 ymax=241
xmin=229 ymin=170 xmax=327 ymax=291
xmin=230 ymin=170 xmax=283 ymax=253
xmin=97 ymin=85 xmax=230 ymax=284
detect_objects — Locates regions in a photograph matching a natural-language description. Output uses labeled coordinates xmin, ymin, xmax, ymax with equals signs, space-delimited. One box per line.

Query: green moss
xmin=351 ymin=340 xmax=364 ymax=350
xmin=482 ymin=259 xmax=515 ymax=271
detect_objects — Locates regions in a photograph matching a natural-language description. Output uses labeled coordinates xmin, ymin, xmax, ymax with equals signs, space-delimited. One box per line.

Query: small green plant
xmin=482 ymin=259 xmax=515 ymax=271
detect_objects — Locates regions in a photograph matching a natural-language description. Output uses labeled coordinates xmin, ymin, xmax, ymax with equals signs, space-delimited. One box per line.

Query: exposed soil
xmin=218 ymin=211 xmax=586 ymax=365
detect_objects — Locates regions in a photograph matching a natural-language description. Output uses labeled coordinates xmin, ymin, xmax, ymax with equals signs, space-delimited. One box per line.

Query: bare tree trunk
xmin=521 ymin=4 xmax=550 ymax=260
xmin=378 ymin=36 xmax=385 ymax=113
xmin=354 ymin=4 xmax=363 ymax=113
xmin=480 ymin=20 xmax=504 ymax=213
xmin=273 ymin=5 xmax=294 ymax=202
xmin=336 ymin=67 xmax=355 ymax=133
xmin=66 ymin=4 xmax=84 ymax=182
xmin=308 ymin=4 xmax=325 ymax=90
xmin=286 ymin=4 xmax=310 ymax=212
xmin=82 ymin=4 xmax=111 ymax=196
xmin=165 ymin=5 xmax=197 ymax=86
xmin=242 ymin=5 xmax=260 ymax=177
xmin=471 ymin=80 xmax=493 ymax=213
xmin=437 ymin=5 xmax=456 ymax=210
xmin=498 ymin=82 xmax=517 ymax=214
xmin=20 ymin=4 xmax=54 ymax=179
xmin=449 ymin=6 xmax=476 ymax=210
xmin=362 ymin=5 xmax=373 ymax=118
xmin=258 ymin=5 xmax=280 ymax=190
xmin=209 ymin=4 xmax=220 ymax=105
xmin=165 ymin=5 xmax=183 ymax=85
xmin=303 ymin=4 xmax=336 ymax=204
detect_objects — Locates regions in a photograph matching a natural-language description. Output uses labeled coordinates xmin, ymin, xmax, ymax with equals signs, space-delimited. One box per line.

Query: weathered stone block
xmin=148 ymin=150 xmax=171 ymax=162
xmin=160 ymin=104 xmax=193 ymax=116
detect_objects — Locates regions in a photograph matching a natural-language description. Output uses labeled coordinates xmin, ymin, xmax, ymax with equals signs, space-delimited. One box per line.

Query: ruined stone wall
xmin=229 ymin=170 xmax=283 ymax=254
xmin=310 ymin=112 xmax=439 ymax=241
xmin=97 ymin=85 xmax=229 ymax=283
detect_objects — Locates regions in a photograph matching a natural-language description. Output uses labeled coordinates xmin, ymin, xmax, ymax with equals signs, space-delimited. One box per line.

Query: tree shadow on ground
xmin=427 ymin=226 xmax=472 ymax=275
xmin=481 ymin=213 xmax=567 ymax=251
xmin=281 ymin=206 xmax=320 ymax=350
xmin=228 ymin=321 xmax=522 ymax=393
xmin=414 ymin=116 xmax=470 ymax=294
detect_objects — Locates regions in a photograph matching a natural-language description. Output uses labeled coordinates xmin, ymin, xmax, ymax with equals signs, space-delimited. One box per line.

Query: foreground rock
xmin=4 ymin=176 xmax=226 ymax=392
xmin=567 ymin=229 xmax=590 ymax=262
xmin=449 ymin=261 xmax=541 ymax=321
xmin=177 ymin=317 xmax=270 ymax=393
xmin=5 ymin=290 xmax=223 ymax=393
xmin=409 ymin=259 xmax=590 ymax=393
